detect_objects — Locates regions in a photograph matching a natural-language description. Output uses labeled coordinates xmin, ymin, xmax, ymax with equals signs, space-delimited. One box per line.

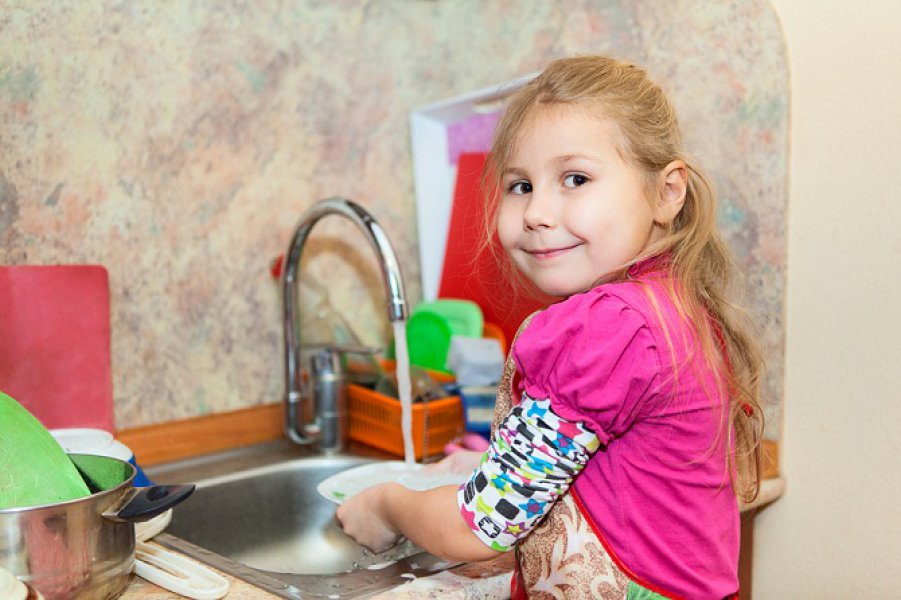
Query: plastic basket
xmin=348 ymin=379 xmax=465 ymax=460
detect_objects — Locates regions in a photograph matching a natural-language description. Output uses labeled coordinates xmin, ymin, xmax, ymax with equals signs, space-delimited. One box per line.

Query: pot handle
xmin=103 ymin=484 xmax=195 ymax=523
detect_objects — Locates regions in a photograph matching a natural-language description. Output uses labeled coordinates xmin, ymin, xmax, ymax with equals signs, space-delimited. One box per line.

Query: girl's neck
xmin=627 ymin=253 xmax=671 ymax=279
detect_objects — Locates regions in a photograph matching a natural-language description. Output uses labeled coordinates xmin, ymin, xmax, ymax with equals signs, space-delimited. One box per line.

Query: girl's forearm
xmin=381 ymin=483 xmax=502 ymax=563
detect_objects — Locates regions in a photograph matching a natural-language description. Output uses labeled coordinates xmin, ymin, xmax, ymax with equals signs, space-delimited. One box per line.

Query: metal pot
xmin=0 ymin=453 xmax=194 ymax=600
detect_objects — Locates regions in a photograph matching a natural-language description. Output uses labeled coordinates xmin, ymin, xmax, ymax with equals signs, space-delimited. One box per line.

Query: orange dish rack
xmin=347 ymin=368 xmax=464 ymax=460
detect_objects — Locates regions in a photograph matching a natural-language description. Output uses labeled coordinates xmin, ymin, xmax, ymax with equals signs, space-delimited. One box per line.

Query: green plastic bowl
xmin=405 ymin=311 xmax=454 ymax=372
xmin=0 ymin=391 xmax=91 ymax=510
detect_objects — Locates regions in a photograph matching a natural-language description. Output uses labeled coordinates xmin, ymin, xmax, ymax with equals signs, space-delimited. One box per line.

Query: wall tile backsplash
xmin=0 ymin=1 xmax=788 ymax=436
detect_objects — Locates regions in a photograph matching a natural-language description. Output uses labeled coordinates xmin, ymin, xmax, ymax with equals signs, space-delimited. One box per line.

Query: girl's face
xmin=497 ymin=105 xmax=664 ymax=297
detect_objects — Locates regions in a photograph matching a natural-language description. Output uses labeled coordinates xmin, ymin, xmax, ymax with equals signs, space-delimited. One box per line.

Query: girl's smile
xmin=525 ymin=242 xmax=584 ymax=260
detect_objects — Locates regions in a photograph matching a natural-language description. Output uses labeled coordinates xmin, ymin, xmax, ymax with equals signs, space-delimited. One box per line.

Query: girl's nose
xmin=522 ymin=191 xmax=556 ymax=230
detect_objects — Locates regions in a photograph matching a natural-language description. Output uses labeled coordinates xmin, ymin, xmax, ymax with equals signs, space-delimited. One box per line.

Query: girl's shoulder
xmin=513 ymin=279 xmax=673 ymax=440
xmin=535 ymin=277 xmax=671 ymax=335
xmin=516 ymin=279 xmax=665 ymax=367
xmin=515 ymin=276 xmax=687 ymax=378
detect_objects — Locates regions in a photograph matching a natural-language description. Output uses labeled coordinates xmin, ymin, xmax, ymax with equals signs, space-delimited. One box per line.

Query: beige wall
xmin=0 ymin=1 xmax=789 ymax=431
xmin=755 ymin=1 xmax=901 ymax=596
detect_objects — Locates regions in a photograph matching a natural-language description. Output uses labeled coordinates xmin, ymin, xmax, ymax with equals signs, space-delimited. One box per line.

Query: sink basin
xmin=148 ymin=441 xmax=459 ymax=599
xmin=165 ymin=454 xmax=418 ymax=574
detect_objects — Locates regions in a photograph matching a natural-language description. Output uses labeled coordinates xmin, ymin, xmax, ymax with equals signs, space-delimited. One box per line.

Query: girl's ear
xmin=654 ymin=160 xmax=688 ymax=225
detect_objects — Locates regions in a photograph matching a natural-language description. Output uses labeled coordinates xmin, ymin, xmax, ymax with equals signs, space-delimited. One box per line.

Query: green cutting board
xmin=0 ymin=390 xmax=91 ymax=510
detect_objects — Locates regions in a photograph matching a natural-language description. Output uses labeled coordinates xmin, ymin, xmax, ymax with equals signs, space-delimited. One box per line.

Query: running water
xmin=392 ymin=320 xmax=415 ymax=464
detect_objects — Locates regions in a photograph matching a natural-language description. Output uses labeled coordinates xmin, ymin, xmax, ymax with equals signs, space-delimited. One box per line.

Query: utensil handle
xmin=103 ymin=484 xmax=195 ymax=522
xmin=135 ymin=541 xmax=229 ymax=600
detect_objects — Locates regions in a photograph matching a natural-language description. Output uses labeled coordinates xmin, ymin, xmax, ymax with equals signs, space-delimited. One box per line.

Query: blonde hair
xmin=484 ymin=55 xmax=765 ymax=501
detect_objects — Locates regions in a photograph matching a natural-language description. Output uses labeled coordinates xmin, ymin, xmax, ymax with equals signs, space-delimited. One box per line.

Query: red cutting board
xmin=0 ymin=265 xmax=114 ymax=431
xmin=437 ymin=152 xmax=551 ymax=344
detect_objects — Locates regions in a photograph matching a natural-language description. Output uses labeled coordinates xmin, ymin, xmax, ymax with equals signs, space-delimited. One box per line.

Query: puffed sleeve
xmin=512 ymin=288 xmax=661 ymax=445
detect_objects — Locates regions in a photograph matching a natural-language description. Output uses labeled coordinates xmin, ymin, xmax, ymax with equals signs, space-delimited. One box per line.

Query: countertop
xmin=121 ymin=549 xmax=276 ymax=599
xmin=120 ymin=546 xmax=516 ymax=599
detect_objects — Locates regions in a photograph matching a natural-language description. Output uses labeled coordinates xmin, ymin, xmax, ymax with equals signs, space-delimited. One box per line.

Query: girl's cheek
xmin=496 ymin=204 xmax=521 ymax=251
xmin=497 ymin=228 xmax=518 ymax=255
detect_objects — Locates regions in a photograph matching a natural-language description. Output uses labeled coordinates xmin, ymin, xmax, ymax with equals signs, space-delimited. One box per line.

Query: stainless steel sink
xmin=147 ymin=441 xmax=459 ymax=599
xmin=165 ymin=454 xmax=419 ymax=574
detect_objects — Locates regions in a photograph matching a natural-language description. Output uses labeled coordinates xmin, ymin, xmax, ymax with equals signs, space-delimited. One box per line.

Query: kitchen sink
xmin=147 ymin=440 xmax=459 ymax=599
xmin=165 ymin=454 xmax=403 ymax=574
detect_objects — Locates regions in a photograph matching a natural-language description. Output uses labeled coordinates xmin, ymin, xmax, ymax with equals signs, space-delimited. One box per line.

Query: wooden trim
xmin=116 ymin=403 xmax=284 ymax=466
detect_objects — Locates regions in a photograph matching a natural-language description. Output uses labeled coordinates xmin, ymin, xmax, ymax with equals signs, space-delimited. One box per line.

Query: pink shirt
xmin=513 ymin=266 xmax=739 ymax=599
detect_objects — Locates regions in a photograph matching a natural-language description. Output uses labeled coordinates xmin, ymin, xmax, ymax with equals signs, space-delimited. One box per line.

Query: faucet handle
xmin=299 ymin=343 xmax=382 ymax=454
xmin=301 ymin=343 xmax=382 ymax=388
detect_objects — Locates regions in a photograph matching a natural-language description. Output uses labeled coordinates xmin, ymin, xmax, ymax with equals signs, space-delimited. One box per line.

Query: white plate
xmin=51 ymin=428 xmax=134 ymax=461
xmin=317 ymin=461 xmax=466 ymax=504
xmin=50 ymin=428 xmax=113 ymax=453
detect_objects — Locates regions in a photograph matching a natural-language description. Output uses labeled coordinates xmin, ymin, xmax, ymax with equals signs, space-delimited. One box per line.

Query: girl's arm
xmin=337 ymin=394 xmax=601 ymax=561
xmin=335 ymin=482 xmax=501 ymax=562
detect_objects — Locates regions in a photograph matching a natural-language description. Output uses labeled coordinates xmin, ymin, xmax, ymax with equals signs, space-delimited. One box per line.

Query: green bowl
xmin=0 ymin=391 xmax=91 ymax=510
xmin=405 ymin=311 xmax=454 ymax=372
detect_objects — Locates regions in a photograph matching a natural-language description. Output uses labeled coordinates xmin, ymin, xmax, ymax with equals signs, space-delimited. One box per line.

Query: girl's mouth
xmin=526 ymin=243 xmax=582 ymax=260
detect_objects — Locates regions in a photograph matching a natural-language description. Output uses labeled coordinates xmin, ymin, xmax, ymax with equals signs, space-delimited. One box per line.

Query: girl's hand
xmin=335 ymin=483 xmax=403 ymax=553
xmin=426 ymin=449 xmax=484 ymax=474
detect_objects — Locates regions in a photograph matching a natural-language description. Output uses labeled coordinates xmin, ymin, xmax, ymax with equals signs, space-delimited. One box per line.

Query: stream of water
xmin=391 ymin=320 xmax=415 ymax=464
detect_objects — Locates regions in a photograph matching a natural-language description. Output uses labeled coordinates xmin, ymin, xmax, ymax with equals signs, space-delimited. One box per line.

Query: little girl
xmin=336 ymin=55 xmax=764 ymax=600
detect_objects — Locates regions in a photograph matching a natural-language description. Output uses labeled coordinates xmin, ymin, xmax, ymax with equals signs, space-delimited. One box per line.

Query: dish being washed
xmin=317 ymin=461 xmax=467 ymax=505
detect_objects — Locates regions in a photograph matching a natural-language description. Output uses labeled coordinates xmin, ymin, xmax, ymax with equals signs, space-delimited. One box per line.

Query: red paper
xmin=437 ymin=152 xmax=549 ymax=344
xmin=0 ymin=265 xmax=114 ymax=431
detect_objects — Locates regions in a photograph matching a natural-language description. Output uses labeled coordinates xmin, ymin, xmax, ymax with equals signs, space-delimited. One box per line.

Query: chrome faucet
xmin=282 ymin=198 xmax=409 ymax=451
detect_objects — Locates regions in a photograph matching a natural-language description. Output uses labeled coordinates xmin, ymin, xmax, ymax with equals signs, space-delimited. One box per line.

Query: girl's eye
xmin=508 ymin=181 xmax=532 ymax=195
xmin=563 ymin=173 xmax=589 ymax=188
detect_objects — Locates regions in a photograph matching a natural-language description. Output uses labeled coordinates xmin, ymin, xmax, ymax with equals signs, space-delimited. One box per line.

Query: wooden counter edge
xmin=116 ymin=402 xmax=284 ymax=467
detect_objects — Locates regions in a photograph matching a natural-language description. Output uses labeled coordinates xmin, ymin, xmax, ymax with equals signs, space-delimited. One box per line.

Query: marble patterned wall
xmin=0 ymin=1 xmax=788 ymax=436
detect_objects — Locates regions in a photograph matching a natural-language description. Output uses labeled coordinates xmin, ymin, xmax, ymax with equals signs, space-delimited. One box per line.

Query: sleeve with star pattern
xmin=456 ymin=392 xmax=599 ymax=551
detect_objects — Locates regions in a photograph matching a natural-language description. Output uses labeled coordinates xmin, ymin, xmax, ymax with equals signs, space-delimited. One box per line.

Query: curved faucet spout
xmin=282 ymin=198 xmax=409 ymax=447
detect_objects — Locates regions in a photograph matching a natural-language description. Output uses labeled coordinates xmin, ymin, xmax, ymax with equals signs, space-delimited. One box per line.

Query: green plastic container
xmin=405 ymin=311 xmax=454 ymax=372
xmin=414 ymin=299 xmax=484 ymax=338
